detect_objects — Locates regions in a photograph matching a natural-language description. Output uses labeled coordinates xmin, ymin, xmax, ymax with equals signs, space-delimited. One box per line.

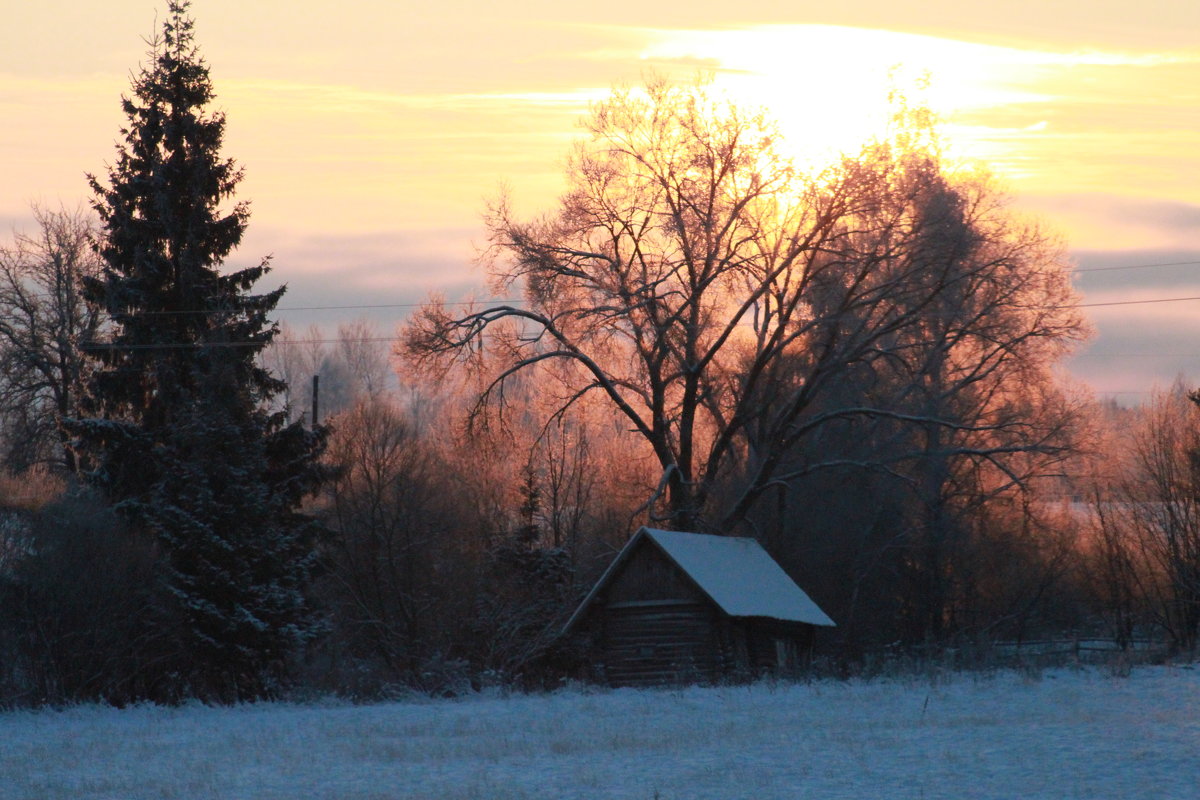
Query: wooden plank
xmin=607 ymin=599 xmax=703 ymax=609
xmin=604 ymin=539 xmax=707 ymax=605
xmin=596 ymin=570 xmax=723 ymax=686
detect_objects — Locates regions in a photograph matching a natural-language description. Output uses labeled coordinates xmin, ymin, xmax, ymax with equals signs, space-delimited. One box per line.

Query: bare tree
xmin=1077 ymin=388 xmax=1200 ymax=655
xmin=336 ymin=319 xmax=390 ymax=399
xmin=0 ymin=205 xmax=105 ymax=473
xmin=404 ymin=79 xmax=1085 ymax=534
xmin=1122 ymin=388 xmax=1200 ymax=652
xmin=265 ymin=319 xmax=391 ymax=425
xmin=855 ymin=168 xmax=1085 ymax=642
xmin=262 ymin=322 xmax=326 ymax=423
xmin=1085 ymin=479 xmax=1149 ymax=649
xmin=320 ymin=396 xmax=457 ymax=675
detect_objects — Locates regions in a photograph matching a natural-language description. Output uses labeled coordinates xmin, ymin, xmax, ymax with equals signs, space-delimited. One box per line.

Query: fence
xmin=988 ymin=637 xmax=1169 ymax=666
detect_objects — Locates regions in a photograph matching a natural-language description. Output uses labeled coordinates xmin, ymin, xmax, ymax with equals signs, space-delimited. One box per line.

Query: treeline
xmin=1 ymin=2 xmax=1197 ymax=706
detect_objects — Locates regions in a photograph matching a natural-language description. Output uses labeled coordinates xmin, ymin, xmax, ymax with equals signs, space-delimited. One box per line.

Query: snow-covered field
xmin=1 ymin=666 xmax=1197 ymax=799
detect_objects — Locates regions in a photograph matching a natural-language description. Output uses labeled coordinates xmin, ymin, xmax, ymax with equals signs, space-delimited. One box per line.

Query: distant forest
xmin=1 ymin=2 xmax=1196 ymax=705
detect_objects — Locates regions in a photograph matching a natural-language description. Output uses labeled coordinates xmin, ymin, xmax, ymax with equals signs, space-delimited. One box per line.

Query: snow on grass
xmin=1 ymin=666 xmax=1198 ymax=799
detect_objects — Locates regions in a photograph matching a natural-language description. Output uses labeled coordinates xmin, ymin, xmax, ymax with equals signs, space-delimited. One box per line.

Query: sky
xmin=1 ymin=0 xmax=1198 ymax=399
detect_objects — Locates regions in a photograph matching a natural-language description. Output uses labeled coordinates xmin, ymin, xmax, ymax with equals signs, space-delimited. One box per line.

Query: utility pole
xmin=311 ymin=374 xmax=320 ymax=429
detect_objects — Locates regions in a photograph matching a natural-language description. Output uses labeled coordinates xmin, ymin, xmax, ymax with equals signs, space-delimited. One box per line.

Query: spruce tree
xmin=69 ymin=1 xmax=326 ymax=701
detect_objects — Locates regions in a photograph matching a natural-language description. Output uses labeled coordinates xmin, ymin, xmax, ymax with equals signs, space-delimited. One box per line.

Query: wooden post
xmin=312 ymin=374 xmax=320 ymax=429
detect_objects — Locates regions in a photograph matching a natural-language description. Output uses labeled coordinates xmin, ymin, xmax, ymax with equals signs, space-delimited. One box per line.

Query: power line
xmin=1072 ymin=259 xmax=1200 ymax=274
xmin=1073 ymin=352 xmax=1200 ymax=358
xmin=84 ymin=336 xmax=401 ymax=351
xmin=49 ymin=290 xmax=1200 ymax=316
xmin=6 ymin=259 xmax=1200 ymax=316
xmin=99 ymin=298 xmax=524 ymax=317
xmin=74 ymin=295 xmax=1200 ymax=349
xmin=1077 ymin=295 xmax=1200 ymax=309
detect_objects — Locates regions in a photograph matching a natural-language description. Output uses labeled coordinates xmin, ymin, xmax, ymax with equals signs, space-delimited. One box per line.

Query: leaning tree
xmin=404 ymin=80 xmax=1085 ymax=535
xmin=69 ymin=1 xmax=327 ymax=702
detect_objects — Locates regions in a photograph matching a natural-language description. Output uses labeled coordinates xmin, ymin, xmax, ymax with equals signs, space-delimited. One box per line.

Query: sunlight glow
xmin=639 ymin=25 xmax=1192 ymax=173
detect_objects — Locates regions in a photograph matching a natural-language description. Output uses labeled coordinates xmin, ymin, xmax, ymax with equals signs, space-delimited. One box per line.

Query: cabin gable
xmin=590 ymin=537 xmax=721 ymax=685
xmin=602 ymin=535 xmax=707 ymax=606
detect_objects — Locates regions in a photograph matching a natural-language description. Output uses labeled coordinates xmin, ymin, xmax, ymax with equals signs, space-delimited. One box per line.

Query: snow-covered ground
xmin=1 ymin=666 xmax=1197 ymax=799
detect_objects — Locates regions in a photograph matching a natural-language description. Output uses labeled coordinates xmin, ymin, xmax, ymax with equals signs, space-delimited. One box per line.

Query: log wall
xmin=601 ymin=601 xmax=721 ymax=686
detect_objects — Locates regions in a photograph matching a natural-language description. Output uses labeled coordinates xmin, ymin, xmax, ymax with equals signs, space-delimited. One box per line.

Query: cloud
xmin=1063 ymin=246 xmax=1200 ymax=396
xmin=1019 ymin=195 xmax=1200 ymax=251
xmin=1122 ymin=201 xmax=1200 ymax=235
xmin=232 ymin=227 xmax=491 ymax=332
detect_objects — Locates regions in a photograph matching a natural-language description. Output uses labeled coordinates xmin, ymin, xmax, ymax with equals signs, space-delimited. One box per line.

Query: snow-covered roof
xmin=564 ymin=527 xmax=835 ymax=631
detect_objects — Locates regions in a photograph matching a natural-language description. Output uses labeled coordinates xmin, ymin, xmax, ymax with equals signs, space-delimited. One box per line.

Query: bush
xmin=0 ymin=492 xmax=169 ymax=706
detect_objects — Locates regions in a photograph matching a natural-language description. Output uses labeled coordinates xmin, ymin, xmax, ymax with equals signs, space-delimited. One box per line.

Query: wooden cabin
xmin=563 ymin=527 xmax=835 ymax=686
